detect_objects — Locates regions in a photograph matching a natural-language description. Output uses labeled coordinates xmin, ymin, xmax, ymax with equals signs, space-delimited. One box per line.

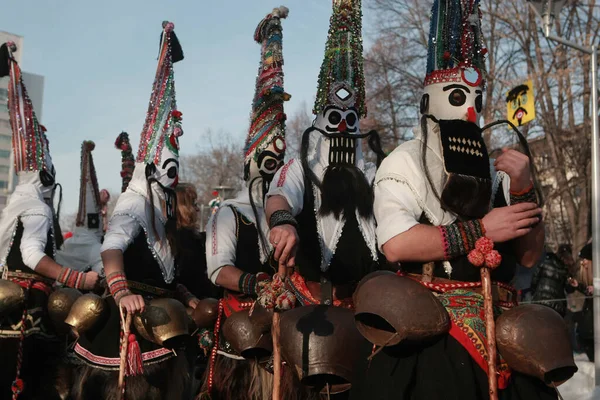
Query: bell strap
xmin=127 ymin=280 xmax=176 ymax=298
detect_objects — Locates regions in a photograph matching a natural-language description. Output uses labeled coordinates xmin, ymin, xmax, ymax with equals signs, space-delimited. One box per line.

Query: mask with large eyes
xmin=314 ymin=106 xmax=360 ymax=134
xmin=39 ymin=165 xmax=56 ymax=199
xmin=422 ymin=68 xmax=484 ymax=125
xmin=146 ymin=134 xmax=180 ymax=190
xmin=246 ymin=136 xmax=286 ymax=184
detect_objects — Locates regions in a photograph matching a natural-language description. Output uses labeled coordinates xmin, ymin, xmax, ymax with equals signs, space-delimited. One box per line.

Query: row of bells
xmin=0 ymin=271 xmax=578 ymax=393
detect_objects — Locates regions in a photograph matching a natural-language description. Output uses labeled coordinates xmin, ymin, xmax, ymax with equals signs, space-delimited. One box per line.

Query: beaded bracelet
xmin=106 ymin=271 xmax=131 ymax=304
xmin=510 ymin=182 xmax=538 ymax=206
xmin=438 ymin=219 xmax=486 ymax=260
xmin=269 ymin=210 xmax=298 ymax=229
xmin=238 ymin=272 xmax=270 ymax=296
xmin=56 ymin=267 xmax=86 ymax=290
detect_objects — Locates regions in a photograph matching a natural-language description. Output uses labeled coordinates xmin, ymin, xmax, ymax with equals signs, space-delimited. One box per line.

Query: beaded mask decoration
xmin=311 ymin=0 xmax=367 ymax=167
xmin=115 ymin=132 xmax=135 ymax=193
xmin=0 ymin=42 xmax=55 ymax=191
xmin=136 ymin=21 xmax=184 ymax=194
xmin=244 ymin=6 xmax=290 ymax=187
xmin=422 ymin=0 xmax=487 ymax=124
xmin=75 ymin=141 xmax=103 ymax=230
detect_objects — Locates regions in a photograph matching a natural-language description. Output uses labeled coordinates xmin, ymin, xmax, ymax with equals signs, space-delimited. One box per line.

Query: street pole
xmin=529 ymin=0 xmax=600 ymax=382
xmin=590 ymin=45 xmax=600 ymax=383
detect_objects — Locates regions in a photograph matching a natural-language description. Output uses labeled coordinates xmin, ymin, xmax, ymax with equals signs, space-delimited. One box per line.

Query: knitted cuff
xmin=107 ymin=272 xmax=131 ymax=304
xmin=510 ymin=183 xmax=538 ymax=205
xmin=57 ymin=267 xmax=86 ymax=290
xmin=439 ymin=219 xmax=486 ymax=260
xmin=238 ymin=272 xmax=270 ymax=296
xmin=176 ymin=284 xmax=196 ymax=305
xmin=269 ymin=210 xmax=298 ymax=229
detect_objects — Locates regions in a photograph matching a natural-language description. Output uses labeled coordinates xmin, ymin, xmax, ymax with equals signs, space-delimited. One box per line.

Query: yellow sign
xmin=506 ymin=80 xmax=535 ymax=127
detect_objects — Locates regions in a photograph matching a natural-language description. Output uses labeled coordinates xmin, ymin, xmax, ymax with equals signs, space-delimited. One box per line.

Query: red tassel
xmin=126 ymin=333 xmax=144 ymax=376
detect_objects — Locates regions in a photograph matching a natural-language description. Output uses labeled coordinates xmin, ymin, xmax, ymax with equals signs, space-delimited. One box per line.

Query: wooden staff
xmin=118 ymin=310 xmax=132 ymax=398
xmin=481 ymin=267 xmax=499 ymax=400
xmin=272 ymin=263 xmax=287 ymax=400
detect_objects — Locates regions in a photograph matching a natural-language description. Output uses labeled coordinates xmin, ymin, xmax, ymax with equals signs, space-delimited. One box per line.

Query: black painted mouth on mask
xmin=312 ymin=126 xmax=372 ymax=140
xmin=325 ymin=125 xmax=358 ymax=134
xmin=147 ymin=178 xmax=177 ymax=220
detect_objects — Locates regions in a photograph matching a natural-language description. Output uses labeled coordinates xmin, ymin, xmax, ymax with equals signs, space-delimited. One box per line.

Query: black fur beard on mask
xmin=440 ymin=174 xmax=491 ymax=219
xmin=319 ymin=164 xmax=374 ymax=220
xmin=420 ymin=116 xmax=492 ymax=220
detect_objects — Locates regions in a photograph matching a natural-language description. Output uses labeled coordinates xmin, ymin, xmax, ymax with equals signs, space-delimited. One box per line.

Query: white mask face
xmin=314 ymin=107 xmax=360 ymax=135
xmin=424 ymin=69 xmax=484 ymax=125
xmin=148 ymin=133 xmax=180 ymax=190
xmin=247 ymin=136 xmax=286 ymax=184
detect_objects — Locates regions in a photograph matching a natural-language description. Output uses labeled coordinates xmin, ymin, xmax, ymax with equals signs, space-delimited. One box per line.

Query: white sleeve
xmin=20 ymin=215 xmax=52 ymax=270
xmin=374 ymin=179 xmax=423 ymax=252
xmin=101 ymin=214 xmax=142 ymax=253
xmin=266 ymin=159 xmax=305 ymax=216
xmin=205 ymin=206 xmax=238 ymax=285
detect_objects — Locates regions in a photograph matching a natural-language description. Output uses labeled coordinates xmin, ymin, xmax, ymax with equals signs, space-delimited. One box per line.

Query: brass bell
xmin=0 ymin=279 xmax=25 ymax=316
xmin=133 ymin=298 xmax=190 ymax=349
xmin=354 ymin=271 xmax=450 ymax=347
xmin=190 ymin=298 xmax=219 ymax=329
xmin=65 ymin=293 xmax=107 ymax=336
xmin=280 ymin=305 xmax=363 ymax=394
xmin=222 ymin=309 xmax=272 ymax=361
xmin=496 ymin=304 xmax=578 ymax=386
xmin=48 ymin=288 xmax=82 ymax=334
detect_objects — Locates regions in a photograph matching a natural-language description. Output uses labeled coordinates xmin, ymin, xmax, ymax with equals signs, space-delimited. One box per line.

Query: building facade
xmin=0 ymin=31 xmax=45 ymax=211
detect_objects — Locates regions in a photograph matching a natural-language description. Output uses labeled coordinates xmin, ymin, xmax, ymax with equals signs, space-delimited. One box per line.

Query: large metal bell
xmin=133 ymin=298 xmax=190 ymax=349
xmin=48 ymin=288 xmax=82 ymax=334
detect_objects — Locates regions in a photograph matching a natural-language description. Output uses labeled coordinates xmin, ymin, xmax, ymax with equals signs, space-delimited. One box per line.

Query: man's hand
xmin=482 ymin=202 xmax=542 ymax=243
xmin=269 ymin=224 xmax=299 ymax=269
xmin=83 ymin=271 xmax=99 ymax=291
xmin=188 ymin=297 xmax=200 ymax=309
xmin=587 ymin=286 xmax=594 ymax=296
xmin=494 ymin=149 xmax=532 ymax=193
xmin=119 ymin=294 xmax=145 ymax=314
xmin=569 ymin=277 xmax=579 ymax=288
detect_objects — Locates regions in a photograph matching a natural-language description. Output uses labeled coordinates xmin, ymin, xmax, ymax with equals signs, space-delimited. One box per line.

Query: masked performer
xmin=0 ymin=42 xmax=99 ymax=400
xmin=266 ymin=0 xmax=381 ymax=314
xmin=56 ymin=141 xmax=110 ymax=274
xmin=201 ymin=7 xmax=296 ymax=400
xmin=349 ymin=1 xmax=568 ymax=399
xmin=71 ymin=22 xmax=198 ymax=400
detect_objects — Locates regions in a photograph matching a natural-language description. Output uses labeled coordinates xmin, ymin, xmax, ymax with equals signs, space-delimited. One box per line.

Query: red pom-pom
xmin=275 ymin=291 xmax=296 ymax=311
xmin=485 ymin=250 xmax=502 ymax=269
xmin=212 ymin=191 xmax=219 ymax=197
xmin=475 ymin=237 xmax=494 ymax=254
xmin=468 ymin=249 xmax=485 ymax=267
xmin=443 ymin=51 xmax=452 ymax=61
xmin=172 ymin=110 xmax=183 ymax=120
xmin=11 ymin=378 xmax=24 ymax=394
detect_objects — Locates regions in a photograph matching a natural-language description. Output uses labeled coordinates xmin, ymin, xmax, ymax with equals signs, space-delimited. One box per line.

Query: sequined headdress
xmin=313 ymin=0 xmax=366 ymax=118
xmin=243 ymin=6 xmax=290 ymax=180
xmin=424 ymin=0 xmax=487 ymax=87
xmin=136 ymin=21 xmax=184 ymax=166
xmin=75 ymin=141 xmax=102 ymax=229
xmin=0 ymin=42 xmax=53 ymax=175
xmin=115 ymin=132 xmax=135 ymax=192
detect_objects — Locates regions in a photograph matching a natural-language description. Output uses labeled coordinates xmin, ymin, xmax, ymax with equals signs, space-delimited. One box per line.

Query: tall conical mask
xmin=75 ymin=141 xmax=103 ymax=231
xmin=0 ymin=42 xmax=56 ymax=197
xmin=135 ymin=21 xmax=184 ymax=220
xmin=115 ymin=132 xmax=135 ymax=193
xmin=312 ymin=0 xmax=367 ymax=166
xmin=422 ymin=0 xmax=487 ymax=123
xmin=243 ymin=6 xmax=290 ymax=188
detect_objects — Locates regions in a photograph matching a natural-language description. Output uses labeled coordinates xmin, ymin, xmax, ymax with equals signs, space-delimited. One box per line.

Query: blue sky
xmin=1 ymin=0 xmax=375 ymax=216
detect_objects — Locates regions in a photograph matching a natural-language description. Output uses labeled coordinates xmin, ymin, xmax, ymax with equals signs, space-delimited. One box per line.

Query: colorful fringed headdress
xmin=243 ymin=6 xmax=290 ymax=182
xmin=313 ymin=0 xmax=366 ymax=118
xmin=424 ymin=0 xmax=487 ymax=87
xmin=0 ymin=42 xmax=54 ymax=177
xmin=75 ymin=141 xmax=103 ymax=229
xmin=115 ymin=132 xmax=135 ymax=193
xmin=136 ymin=21 xmax=184 ymax=167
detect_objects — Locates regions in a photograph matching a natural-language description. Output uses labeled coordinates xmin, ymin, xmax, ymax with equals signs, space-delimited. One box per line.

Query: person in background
xmin=530 ymin=246 xmax=570 ymax=316
xmin=175 ymin=183 xmax=215 ymax=299
xmin=567 ymin=242 xmax=594 ymax=361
